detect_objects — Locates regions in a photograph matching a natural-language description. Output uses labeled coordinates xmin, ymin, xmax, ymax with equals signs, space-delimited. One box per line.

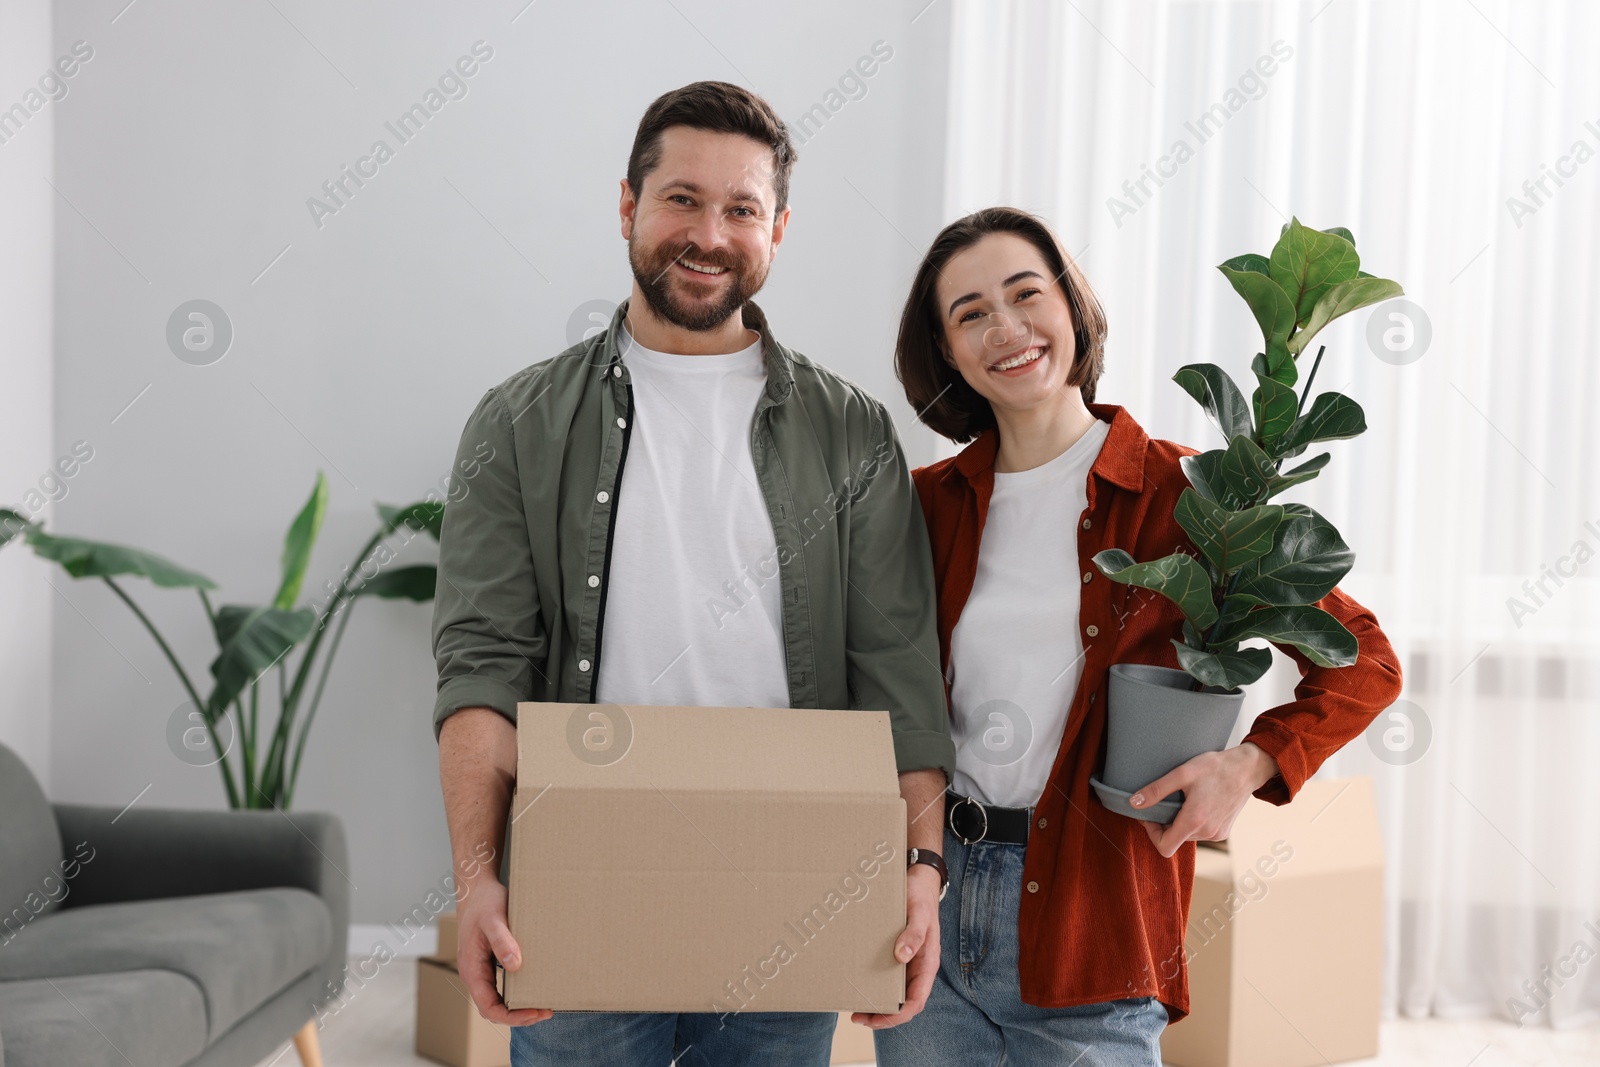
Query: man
xmin=432 ymin=81 xmax=955 ymax=1065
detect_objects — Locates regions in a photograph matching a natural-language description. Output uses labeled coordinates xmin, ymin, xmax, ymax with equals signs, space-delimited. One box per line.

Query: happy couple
xmin=431 ymin=80 xmax=1401 ymax=1067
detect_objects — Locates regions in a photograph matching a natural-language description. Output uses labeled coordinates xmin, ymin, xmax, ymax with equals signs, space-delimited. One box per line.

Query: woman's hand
xmin=1129 ymin=741 xmax=1280 ymax=858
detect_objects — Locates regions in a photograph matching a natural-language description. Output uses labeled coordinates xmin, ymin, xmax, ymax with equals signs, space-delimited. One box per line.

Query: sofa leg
xmin=293 ymin=1019 xmax=324 ymax=1067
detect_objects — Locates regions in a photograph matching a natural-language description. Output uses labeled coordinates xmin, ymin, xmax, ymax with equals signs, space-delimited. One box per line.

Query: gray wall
xmin=39 ymin=0 xmax=951 ymax=923
xmin=0 ymin=0 xmax=55 ymax=788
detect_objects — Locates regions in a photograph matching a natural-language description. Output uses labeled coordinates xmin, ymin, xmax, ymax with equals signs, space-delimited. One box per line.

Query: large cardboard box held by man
xmin=1160 ymin=776 xmax=1384 ymax=1067
xmin=504 ymin=703 xmax=908 ymax=1014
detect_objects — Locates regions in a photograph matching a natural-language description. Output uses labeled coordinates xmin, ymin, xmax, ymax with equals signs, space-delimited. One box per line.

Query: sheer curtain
xmin=940 ymin=0 xmax=1600 ymax=1027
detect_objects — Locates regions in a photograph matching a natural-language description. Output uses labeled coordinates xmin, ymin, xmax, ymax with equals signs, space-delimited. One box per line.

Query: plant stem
xmin=1296 ymin=345 xmax=1326 ymax=418
xmin=285 ymin=600 xmax=355 ymax=807
xmin=242 ymin=689 xmax=257 ymax=804
xmin=104 ymin=576 xmax=239 ymax=808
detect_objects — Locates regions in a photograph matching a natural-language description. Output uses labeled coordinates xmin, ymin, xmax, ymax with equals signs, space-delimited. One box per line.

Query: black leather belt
xmin=946 ymin=789 xmax=1031 ymax=846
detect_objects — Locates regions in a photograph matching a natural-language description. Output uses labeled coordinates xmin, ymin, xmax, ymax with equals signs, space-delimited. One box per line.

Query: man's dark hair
xmin=896 ymin=206 xmax=1108 ymax=443
xmin=627 ymin=81 xmax=797 ymax=215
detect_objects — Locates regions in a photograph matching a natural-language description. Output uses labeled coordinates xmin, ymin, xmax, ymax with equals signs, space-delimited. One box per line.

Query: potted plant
xmin=0 ymin=475 xmax=443 ymax=810
xmin=1087 ymin=219 xmax=1403 ymax=824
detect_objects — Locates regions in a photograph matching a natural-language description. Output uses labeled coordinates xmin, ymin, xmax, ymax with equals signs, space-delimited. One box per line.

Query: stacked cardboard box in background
xmin=1161 ymin=776 xmax=1384 ymax=1067
xmin=415 ymin=911 xmax=511 ymax=1067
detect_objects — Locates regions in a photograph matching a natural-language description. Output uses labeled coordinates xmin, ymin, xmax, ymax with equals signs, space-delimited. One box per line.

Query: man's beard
xmin=628 ymin=237 xmax=769 ymax=332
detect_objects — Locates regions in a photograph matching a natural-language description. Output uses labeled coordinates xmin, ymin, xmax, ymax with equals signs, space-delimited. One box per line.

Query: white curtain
xmin=941 ymin=0 xmax=1600 ymax=1027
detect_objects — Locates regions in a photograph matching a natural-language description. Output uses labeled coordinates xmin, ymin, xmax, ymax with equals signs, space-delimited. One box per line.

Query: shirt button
xmin=1082 ymin=571 xmax=1093 ymax=584
xmin=1082 ymin=517 xmax=1091 ymax=530
xmin=587 ymin=575 xmax=600 ymax=588
xmin=612 ymin=365 xmax=622 ymax=377
xmin=1036 ymin=817 xmax=1048 ymax=829
xmin=616 ymin=417 xmax=627 ymax=429
xmin=1085 ymin=624 xmax=1099 ymax=638
xmin=1026 ymin=880 xmax=1040 ymax=893
xmin=578 ymin=659 xmax=591 ymax=672
xmin=596 ymin=491 xmax=609 ymax=503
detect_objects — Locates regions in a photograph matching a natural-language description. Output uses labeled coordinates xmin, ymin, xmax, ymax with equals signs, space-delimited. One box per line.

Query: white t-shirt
xmin=593 ymin=327 xmax=791 ymax=710
xmin=948 ymin=418 xmax=1111 ymax=808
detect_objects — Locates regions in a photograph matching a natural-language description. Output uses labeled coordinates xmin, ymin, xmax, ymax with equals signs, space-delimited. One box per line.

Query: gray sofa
xmin=0 ymin=743 xmax=348 ymax=1067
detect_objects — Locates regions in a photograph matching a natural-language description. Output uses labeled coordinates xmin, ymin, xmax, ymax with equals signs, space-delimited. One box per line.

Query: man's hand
xmin=439 ymin=708 xmax=550 ymax=1027
xmin=852 ymin=863 xmax=941 ymax=1029
xmin=456 ymin=876 xmax=552 ymax=1027
xmin=1131 ymin=741 xmax=1280 ymax=858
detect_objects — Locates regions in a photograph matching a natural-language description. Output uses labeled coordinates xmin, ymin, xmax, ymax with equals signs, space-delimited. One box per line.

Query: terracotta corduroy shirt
xmin=912 ymin=403 xmax=1403 ymax=1021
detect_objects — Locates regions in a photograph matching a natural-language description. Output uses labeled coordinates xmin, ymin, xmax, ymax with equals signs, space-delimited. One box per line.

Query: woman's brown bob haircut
xmin=628 ymin=81 xmax=797 ymax=215
xmin=896 ymin=207 xmax=1108 ymax=443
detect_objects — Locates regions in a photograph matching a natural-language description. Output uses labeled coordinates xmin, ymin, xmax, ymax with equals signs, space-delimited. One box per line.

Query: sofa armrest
xmin=52 ymin=803 xmax=350 ymax=1003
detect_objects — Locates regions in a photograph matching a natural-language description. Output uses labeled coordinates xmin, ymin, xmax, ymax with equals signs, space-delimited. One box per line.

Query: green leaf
xmin=1228 ymin=505 xmax=1354 ymax=609
xmin=1220 ymin=253 xmax=1270 ymax=275
xmin=1172 ymin=640 xmax=1273 ymax=690
xmin=1269 ymin=218 xmax=1360 ymax=325
xmin=1322 ymin=226 xmax=1355 ymax=247
xmin=1219 ymin=265 xmax=1298 ymax=384
xmin=1173 ymin=364 xmax=1253 ymax=442
xmin=1173 ymin=488 xmax=1285 ymax=573
xmin=1093 ymin=548 xmax=1218 ymax=632
xmin=1275 ymin=391 xmax=1367 ymax=459
xmin=274 ymin=474 xmax=328 ymax=611
xmin=24 ymin=528 xmax=216 ymax=589
xmin=379 ymin=501 xmax=446 ymax=540
xmin=1265 ymin=452 xmax=1331 ymax=498
xmin=207 ymin=605 xmax=316 ymax=717
xmin=354 ymin=564 xmax=437 ymax=601
xmin=1 ymin=507 xmax=35 ymax=549
xmin=1252 ymin=372 xmax=1298 ymax=448
xmin=1182 ymin=436 xmax=1280 ymax=511
xmin=1229 ymin=604 xmax=1358 ymax=668
xmin=1288 ymin=276 xmax=1404 ymax=355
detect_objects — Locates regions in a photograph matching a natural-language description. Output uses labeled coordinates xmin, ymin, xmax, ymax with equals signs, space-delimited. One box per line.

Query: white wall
xmin=0 ymin=0 xmax=56 ymax=787
xmin=45 ymin=0 xmax=951 ymax=923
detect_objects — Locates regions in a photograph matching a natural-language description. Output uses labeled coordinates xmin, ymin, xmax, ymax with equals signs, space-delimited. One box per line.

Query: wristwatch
xmin=907 ymin=848 xmax=949 ymax=901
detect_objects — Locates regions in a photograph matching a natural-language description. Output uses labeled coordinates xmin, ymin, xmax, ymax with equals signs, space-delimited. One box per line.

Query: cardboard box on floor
xmin=504 ymin=702 xmax=907 ymax=1015
xmin=1161 ymin=776 xmax=1384 ymax=1067
xmin=415 ymin=913 xmax=510 ymax=1067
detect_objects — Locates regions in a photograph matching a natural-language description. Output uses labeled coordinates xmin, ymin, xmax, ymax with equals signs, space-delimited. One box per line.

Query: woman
xmin=871 ymin=208 xmax=1402 ymax=1065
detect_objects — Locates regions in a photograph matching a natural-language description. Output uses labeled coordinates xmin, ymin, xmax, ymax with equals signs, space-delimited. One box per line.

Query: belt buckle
xmin=950 ymin=794 xmax=989 ymax=846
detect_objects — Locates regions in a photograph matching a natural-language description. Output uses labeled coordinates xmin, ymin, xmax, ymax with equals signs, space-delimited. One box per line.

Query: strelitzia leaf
xmin=274 ymin=473 xmax=328 ymax=610
xmin=24 ymin=528 xmax=216 ymax=589
xmin=378 ymin=501 xmax=445 ymax=540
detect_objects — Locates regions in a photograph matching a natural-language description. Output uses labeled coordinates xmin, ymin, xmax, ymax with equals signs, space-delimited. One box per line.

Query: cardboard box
xmin=1161 ymin=776 xmax=1384 ymax=1067
xmin=505 ymin=702 xmax=907 ymax=1014
xmin=415 ymin=955 xmax=511 ymax=1067
xmin=436 ymin=909 xmax=458 ymax=965
xmin=830 ymin=1013 xmax=877 ymax=1064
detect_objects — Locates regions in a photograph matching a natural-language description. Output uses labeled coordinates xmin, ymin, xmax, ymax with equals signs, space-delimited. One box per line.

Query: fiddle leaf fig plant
xmin=1093 ymin=218 xmax=1402 ymax=691
xmin=1 ymin=475 xmax=444 ymax=809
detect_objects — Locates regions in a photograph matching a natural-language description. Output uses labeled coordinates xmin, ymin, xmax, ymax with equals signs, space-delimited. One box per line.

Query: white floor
xmin=251 ymin=955 xmax=1600 ymax=1067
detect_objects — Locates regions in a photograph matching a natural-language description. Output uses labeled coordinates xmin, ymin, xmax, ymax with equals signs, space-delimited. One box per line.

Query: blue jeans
xmin=874 ymin=827 xmax=1167 ymax=1067
xmin=510 ymin=1009 xmax=835 ymax=1066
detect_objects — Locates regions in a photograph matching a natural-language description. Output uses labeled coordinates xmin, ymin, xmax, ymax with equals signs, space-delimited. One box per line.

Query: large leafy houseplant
xmin=1085 ymin=219 xmax=1402 ymax=823
xmin=0 ymin=475 xmax=442 ymax=809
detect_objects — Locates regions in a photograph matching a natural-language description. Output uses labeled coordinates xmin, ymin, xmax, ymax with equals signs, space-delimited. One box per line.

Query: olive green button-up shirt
xmin=431 ymin=300 xmax=956 ymax=778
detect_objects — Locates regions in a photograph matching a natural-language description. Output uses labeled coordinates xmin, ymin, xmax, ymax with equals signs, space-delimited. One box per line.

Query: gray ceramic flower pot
xmin=1089 ymin=663 xmax=1246 ymax=826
